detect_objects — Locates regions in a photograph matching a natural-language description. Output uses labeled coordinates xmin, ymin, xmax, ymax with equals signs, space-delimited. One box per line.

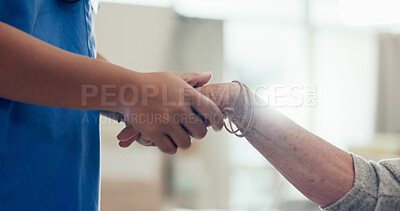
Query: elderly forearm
xmin=198 ymin=83 xmax=355 ymax=206
xmin=237 ymin=100 xmax=354 ymax=206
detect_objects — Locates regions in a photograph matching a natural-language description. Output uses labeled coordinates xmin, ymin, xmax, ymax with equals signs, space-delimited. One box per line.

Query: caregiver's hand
xmin=0 ymin=22 xmax=222 ymax=155
xmin=118 ymin=72 xmax=224 ymax=154
xmin=118 ymin=82 xmax=240 ymax=148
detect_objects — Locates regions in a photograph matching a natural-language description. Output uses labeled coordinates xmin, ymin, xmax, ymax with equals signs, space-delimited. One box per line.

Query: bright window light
xmin=339 ymin=0 xmax=400 ymax=25
xmin=99 ymin=0 xmax=171 ymax=7
xmin=173 ymin=0 xmax=303 ymax=20
xmin=100 ymin=0 xmax=304 ymax=21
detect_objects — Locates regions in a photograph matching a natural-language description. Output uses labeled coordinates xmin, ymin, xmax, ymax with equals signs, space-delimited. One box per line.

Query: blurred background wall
xmin=95 ymin=0 xmax=400 ymax=210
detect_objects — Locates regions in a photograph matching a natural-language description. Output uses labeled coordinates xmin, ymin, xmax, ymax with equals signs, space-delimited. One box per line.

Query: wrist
xmin=94 ymin=67 xmax=143 ymax=114
xmin=113 ymin=70 xmax=143 ymax=114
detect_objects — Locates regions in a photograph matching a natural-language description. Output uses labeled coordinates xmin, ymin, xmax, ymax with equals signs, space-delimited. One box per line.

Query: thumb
xmin=117 ymin=125 xmax=140 ymax=142
xmin=181 ymin=72 xmax=213 ymax=88
xmin=117 ymin=125 xmax=140 ymax=148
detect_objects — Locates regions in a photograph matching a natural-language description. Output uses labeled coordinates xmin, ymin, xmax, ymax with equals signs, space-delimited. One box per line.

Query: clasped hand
xmin=114 ymin=71 xmax=225 ymax=154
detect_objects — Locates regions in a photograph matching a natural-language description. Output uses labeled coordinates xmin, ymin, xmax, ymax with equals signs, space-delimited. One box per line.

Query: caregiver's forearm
xmin=97 ymin=52 xmax=108 ymax=62
xmin=235 ymin=95 xmax=354 ymax=206
xmin=0 ymin=21 xmax=137 ymax=112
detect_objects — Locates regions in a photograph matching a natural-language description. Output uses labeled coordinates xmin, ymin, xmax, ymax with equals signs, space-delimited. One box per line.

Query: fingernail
xmin=213 ymin=124 xmax=221 ymax=132
xmin=119 ymin=141 xmax=128 ymax=148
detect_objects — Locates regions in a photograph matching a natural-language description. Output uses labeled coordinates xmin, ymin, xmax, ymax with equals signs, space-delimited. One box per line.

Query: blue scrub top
xmin=0 ymin=1 xmax=100 ymax=210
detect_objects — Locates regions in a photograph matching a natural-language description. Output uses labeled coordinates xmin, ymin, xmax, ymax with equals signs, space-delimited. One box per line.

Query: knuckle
xmin=174 ymin=106 xmax=186 ymax=114
xmin=183 ymin=87 xmax=195 ymax=99
xmin=161 ymin=114 xmax=171 ymax=125
xmin=145 ymin=125 xmax=158 ymax=133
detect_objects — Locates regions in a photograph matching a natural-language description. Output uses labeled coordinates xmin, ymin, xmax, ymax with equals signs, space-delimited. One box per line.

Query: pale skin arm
xmin=241 ymin=97 xmax=354 ymax=206
xmin=202 ymin=83 xmax=355 ymax=207
xmin=119 ymin=82 xmax=354 ymax=206
xmin=0 ymin=21 xmax=224 ymax=154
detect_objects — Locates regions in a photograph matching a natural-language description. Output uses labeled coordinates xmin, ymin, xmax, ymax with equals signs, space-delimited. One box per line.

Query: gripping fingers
xmin=117 ymin=125 xmax=140 ymax=148
xmin=168 ymin=124 xmax=192 ymax=150
xmin=117 ymin=125 xmax=140 ymax=142
xmin=154 ymin=135 xmax=178 ymax=154
xmin=190 ymin=91 xmax=224 ymax=132
xmin=181 ymin=110 xmax=208 ymax=139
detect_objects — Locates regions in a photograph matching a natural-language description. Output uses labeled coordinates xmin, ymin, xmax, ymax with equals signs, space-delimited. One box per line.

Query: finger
xmin=119 ymin=134 xmax=157 ymax=148
xmin=136 ymin=134 xmax=155 ymax=146
xmin=168 ymin=124 xmax=192 ymax=150
xmin=180 ymin=72 xmax=213 ymax=88
xmin=190 ymin=91 xmax=224 ymax=132
xmin=180 ymin=110 xmax=208 ymax=139
xmin=154 ymin=135 xmax=178 ymax=154
xmin=119 ymin=138 xmax=135 ymax=148
xmin=145 ymin=142 xmax=156 ymax=147
xmin=117 ymin=125 xmax=140 ymax=142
